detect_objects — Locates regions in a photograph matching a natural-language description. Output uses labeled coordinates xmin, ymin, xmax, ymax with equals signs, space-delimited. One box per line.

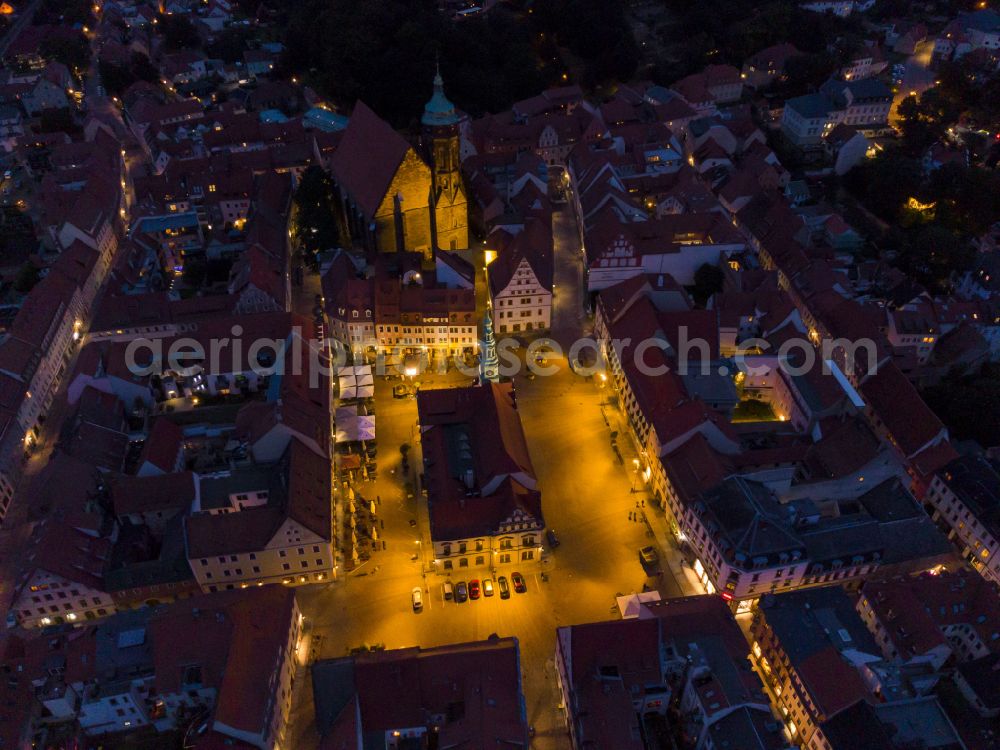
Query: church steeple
xmin=421 ymin=63 xmax=468 ymax=253
xmin=422 ymin=60 xmax=461 ymax=128
xmin=480 ymin=303 xmax=500 ymax=383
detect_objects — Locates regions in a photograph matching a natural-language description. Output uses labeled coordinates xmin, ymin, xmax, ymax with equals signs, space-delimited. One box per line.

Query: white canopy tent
xmin=337 ymin=365 xmax=375 ymax=400
xmin=335 ymin=412 xmax=376 ymax=444
xmin=615 ymin=591 xmax=662 ymax=619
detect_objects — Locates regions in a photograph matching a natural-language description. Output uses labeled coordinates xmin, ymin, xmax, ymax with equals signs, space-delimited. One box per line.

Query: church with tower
xmin=329 ymin=69 xmax=469 ymax=261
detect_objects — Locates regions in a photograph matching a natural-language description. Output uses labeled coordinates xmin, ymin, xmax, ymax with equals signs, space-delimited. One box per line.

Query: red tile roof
xmin=139 ymin=417 xmax=184 ymax=473
xmin=797 ymin=646 xmax=871 ymax=719
xmin=418 ymin=383 xmax=542 ymax=540
xmin=185 ymin=438 xmax=331 ymax=558
xmin=860 ymin=571 xmax=1000 ymax=661
xmin=352 ymin=639 xmax=525 ymax=744
xmin=487 ymin=217 xmax=554 ymax=297
xmin=860 ymin=362 xmax=946 ymax=458
xmin=150 ymin=587 xmax=297 ymax=738
xmin=329 ymin=101 xmax=413 ymax=218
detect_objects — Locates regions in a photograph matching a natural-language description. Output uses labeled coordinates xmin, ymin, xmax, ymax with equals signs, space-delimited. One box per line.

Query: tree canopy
xmin=158 ymin=13 xmax=200 ymax=50
xmin=99 ymin=53 xmax=159 ymax=97
xmin=280 ymin=0 xmax=637 ymax=125
xmin=923 ymin=364 xmax=1000 ymax=449
xmin=292 ymin=167 xmax=345 ymax=261
xmin=39 ymin=33 xmax=89 ymax=74
xmin=12 ymin=262 xmax=40 ymax=294
xmin=650 ymin=0 xmax=862 ymax=83
xmin=691 ymin=263 xmax=726 ymax=306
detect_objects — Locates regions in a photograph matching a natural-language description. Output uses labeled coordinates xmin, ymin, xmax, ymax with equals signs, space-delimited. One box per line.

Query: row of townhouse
xmin=9 ymin=311 xmax=334 ymax=630
xmin=729 ymin=190 xmax=958 ymax=499
xmin=2 ymin=587 xmax=302 ymax=750
xmin=322 ymin=249 xmax=480 ymax=357
xmin=924 ymin=455 xmax=1000 ymax=586
xmin=0 ymin=126 xmax=126 ymax=523
xmin=593 ymin=272 xmax=953 ymax=615
xmin=555 ymin=595 xmax=789 ymax=750
xmin=749 ymin=584 xmax=970 ymax=750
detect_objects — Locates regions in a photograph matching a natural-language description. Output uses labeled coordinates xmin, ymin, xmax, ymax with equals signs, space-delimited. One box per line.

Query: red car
xmin=511 ymin=572 xmax=527 ymax=593
xmin=468 ymin=579 xmax=481 ymax=599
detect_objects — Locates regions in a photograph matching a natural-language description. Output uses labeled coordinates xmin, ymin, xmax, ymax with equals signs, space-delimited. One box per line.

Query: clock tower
xmin=421 ymin=65 xmax=469 ymax=253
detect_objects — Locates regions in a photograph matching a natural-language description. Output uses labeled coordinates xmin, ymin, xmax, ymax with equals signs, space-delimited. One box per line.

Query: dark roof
xmin=860 ymin=362 xmax=946 ymax=457
xmin=786 ymin=93 xmax=833 ymax=119
xmin=706 ymin=706 xmax=790 ymax=750
xmin=818 ymin=700 xmax=895 ymax=750
xmin=937 ymin=455 xmax=1000 ymax=540
xmin=700 ymin=477 xmax=807 ymax=563
xmin=956 ymin=654 xmax=1000 ymax=711
xmin=112 ymin=472 xmax=196 ymax=518
xmin=758 ymin=587 xmax=879 ymax=663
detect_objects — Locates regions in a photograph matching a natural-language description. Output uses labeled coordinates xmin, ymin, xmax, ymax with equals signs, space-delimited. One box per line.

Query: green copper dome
xmin=422 ymin=66 xmax=461 ymax=127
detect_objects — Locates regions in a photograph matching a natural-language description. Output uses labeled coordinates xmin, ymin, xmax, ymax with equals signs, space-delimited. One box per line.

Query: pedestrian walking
xmin=380 ymin=519 xmax=384 ymax=529
xmin=635 ymin=501 xmax=640 ymax=509
xmin=641 ymin=499 xmax=645 ymax=507
xmin=629 ymin=512 xmax=634 ymax=522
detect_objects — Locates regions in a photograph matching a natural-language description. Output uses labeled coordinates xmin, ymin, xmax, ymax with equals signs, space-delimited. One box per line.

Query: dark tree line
xmin=844 ymin=151 xmax=1000 ymax=291
xmin=924 ymin=364 xmax=1000 ymax=449
xmin=649 ymin=0 xmax=864 ymax=84
xmin=280 ymin=0 xmax=637 ymax=126
xmin=99 ymin=53 xmax=160 ymax=97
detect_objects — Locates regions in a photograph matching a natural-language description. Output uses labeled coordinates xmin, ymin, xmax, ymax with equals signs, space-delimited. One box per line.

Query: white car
xmin=411 ymin=587 xmax=423 ymax=612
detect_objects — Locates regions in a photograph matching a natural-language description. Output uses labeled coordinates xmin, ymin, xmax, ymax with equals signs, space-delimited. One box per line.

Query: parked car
xmin=546 ymin=529 xmax=560 ymax=548
xmin=483 ymin=578 xmax=494 ymax=597
xmin=498 ymin=575 xmax=511 ymax=599
xmin=392 ymin=384 xmax=415 ymax=399
xmin=455 ymin=581 xmax=468 ymax=602
xmin=640 ymin=546 xmax=659 ymax=566
xmin=469 ymin=579 xmax=481 ymax=599
xmin=511 ymin=572 xmax=527 ymax=593
xmin=411 ymin=587 xmax=423 ymax=612
xmin=443 ymin=581 xmax=453 ymax=600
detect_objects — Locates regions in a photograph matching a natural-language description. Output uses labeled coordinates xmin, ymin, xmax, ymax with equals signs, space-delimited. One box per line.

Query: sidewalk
xmin=600 ymin=392 xmax=705 ymax=599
